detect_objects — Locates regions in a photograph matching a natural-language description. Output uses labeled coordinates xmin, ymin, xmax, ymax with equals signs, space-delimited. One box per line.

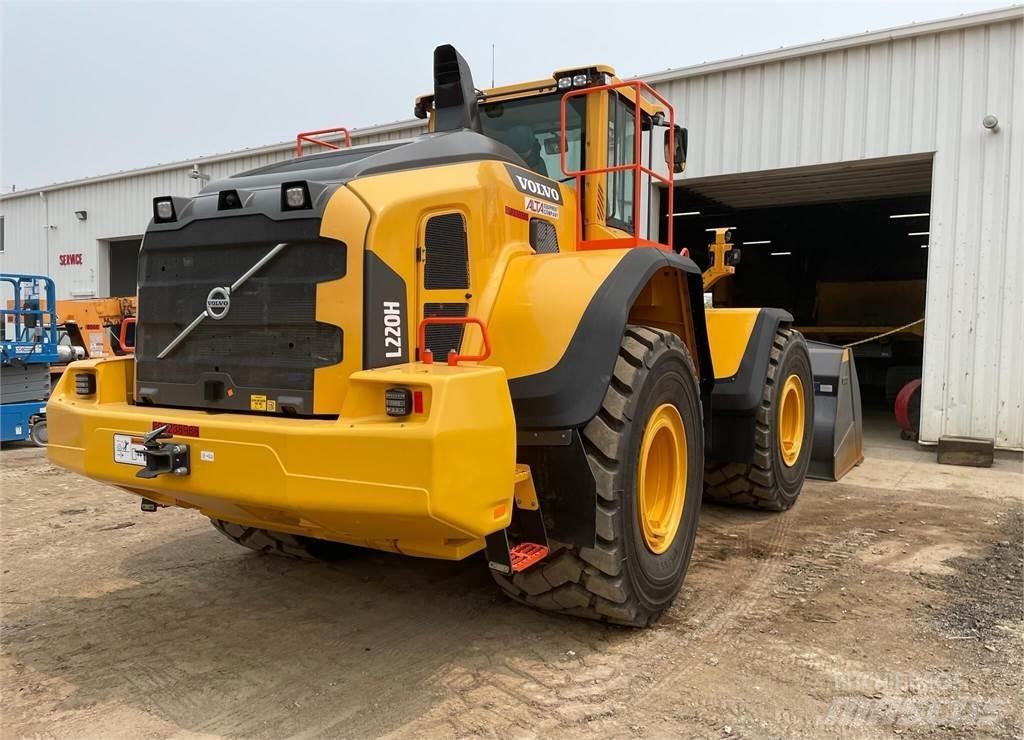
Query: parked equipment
xmin=48 ymin=46 xmax=821 ymax=626
xmin=1 ymin=274 xmax=83 ymax=445
xmin=807 ymin=342 xmax=864 ymax=480
xmin=698 ymin=227 xmax=864 ymax=481
xmin=57 ymin=296 xmax=137 ymax=360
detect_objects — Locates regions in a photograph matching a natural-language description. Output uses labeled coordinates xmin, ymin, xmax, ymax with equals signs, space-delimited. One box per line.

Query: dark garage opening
xmin=108 ymin=238 xmax=142 ymax=297
xmin=666 ymin=154 xmax=933 ymax=441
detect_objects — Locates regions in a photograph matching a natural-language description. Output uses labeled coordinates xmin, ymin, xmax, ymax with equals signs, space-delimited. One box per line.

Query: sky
xmin=0 ymin=0 xmax=1010 ymax=191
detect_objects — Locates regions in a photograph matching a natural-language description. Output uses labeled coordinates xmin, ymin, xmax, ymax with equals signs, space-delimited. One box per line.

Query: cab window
xmin=480 ymin=94 xmax=585 ymax=181
xmin=606 ymin=91 xmax=636 ymax=234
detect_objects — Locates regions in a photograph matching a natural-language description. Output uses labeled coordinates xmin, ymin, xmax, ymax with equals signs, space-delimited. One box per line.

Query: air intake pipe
xmin=432 ymin=44 xmax=481 ymax=133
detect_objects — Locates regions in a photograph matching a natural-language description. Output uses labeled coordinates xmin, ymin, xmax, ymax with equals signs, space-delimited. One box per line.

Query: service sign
xmin=58 ymin=253 xmax=84 ymax=266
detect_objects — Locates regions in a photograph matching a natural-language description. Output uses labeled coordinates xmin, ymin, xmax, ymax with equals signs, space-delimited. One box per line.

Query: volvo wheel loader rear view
xmin=47 ymin=45 xmax=815 ymax=626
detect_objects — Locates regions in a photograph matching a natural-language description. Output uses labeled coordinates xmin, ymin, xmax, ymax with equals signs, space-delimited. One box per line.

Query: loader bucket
xmin=807 ymin=341 xmax=864 ymax=481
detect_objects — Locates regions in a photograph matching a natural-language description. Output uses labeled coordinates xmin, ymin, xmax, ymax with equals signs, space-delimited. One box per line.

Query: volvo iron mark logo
xmin=205 ymin=287 xmax=231 ymax=320
xmin=157 ymin=241 xmax=289 ymax=359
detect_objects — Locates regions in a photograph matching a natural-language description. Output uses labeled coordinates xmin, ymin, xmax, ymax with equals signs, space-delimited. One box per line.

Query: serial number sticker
xmin=250 ymin=395 xmax=277 ymax=412
xmin=113 ymin=434 xmax=146 ymax=466
xmin=200 ymin=450 xmax=215 ymax=462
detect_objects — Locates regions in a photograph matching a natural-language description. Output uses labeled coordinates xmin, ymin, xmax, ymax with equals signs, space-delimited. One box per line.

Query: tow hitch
xmin=136 ymin=425 xmax=190 ymax=479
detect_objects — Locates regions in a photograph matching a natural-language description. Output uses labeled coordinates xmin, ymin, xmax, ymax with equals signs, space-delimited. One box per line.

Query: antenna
xmin=491 ymin=43 xmax=495 ymax=87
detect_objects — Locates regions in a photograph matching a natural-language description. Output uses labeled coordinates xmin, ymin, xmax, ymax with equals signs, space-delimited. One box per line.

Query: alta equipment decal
xmin=504 ymin=164 xmax=563 ymax=205
xmin=383 ymin=301 xmax=403 ymax=359
xmin=525 ymin=197 xmax=558 ymax=218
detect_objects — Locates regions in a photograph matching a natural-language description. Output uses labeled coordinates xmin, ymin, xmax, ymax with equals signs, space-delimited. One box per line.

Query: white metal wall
xmin=649 ymin=11 xmax=1023 ymax=450
xmin=0 ymin=121 xmax=426 ymax=297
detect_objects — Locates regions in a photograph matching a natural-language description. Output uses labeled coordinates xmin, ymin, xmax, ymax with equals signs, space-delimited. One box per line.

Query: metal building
xmin=0 ymin=120 xmax=426 ymax=297
xmin=1 ymin=6 xmax=1020 ymax=450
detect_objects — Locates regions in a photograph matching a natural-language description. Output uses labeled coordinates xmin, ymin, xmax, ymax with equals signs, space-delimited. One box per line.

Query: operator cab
xmin=416 ymin=58 xmax=687 ymax=248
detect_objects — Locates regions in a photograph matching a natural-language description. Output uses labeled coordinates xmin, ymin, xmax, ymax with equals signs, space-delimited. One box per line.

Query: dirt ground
xmin=1 ymin=436 xmax=1021 ymax=739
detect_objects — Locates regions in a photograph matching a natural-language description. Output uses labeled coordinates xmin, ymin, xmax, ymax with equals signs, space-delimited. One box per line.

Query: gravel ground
xmin=1 ymin=441 xmax=1021 ymax=739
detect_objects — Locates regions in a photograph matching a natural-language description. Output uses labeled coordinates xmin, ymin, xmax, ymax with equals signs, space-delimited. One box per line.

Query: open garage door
xmin=108 ymin=238 xmax=142 ymax=297
xmin=668 ymin=153 xmax=934 ymax=444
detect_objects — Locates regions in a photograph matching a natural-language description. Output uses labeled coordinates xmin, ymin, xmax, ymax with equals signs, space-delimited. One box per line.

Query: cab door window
xmin=606 ymin=92 xmax=636 ymax=234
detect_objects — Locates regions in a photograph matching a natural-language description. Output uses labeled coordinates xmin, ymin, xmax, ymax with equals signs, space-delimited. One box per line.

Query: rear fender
xmin=489 ymin=247 xmax=711 ymax=548
xmin=492 ymin=247 xmax=711 ymax=430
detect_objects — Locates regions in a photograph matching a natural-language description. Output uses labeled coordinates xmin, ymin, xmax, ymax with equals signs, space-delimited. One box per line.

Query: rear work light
xmin=75 ymin=373 xmax=96 ymax=396
xmin=153 ymin=197 xmax=176 ymax=223
xmin=281 ymin=182 xmax=311 ymax=211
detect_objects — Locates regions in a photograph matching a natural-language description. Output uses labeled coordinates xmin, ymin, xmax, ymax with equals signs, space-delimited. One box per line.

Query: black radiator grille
xmin=422 ymin=302 xmax=468 ymax=358
xmin=136 ymin=215 xmax=346 ymax=413
xmin=424 ymin=213 xmax=469 ymax=289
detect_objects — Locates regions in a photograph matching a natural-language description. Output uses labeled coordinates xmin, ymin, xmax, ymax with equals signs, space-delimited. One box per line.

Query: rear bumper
xmin=47 ymin=358 xmax=516 ymax=559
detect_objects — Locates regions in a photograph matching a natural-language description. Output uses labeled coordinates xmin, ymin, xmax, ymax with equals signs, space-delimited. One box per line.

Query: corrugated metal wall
xmin=0 ymin=122 xmax=426 ymax=297
xmin=649 ymin=13 xmax=1023 ymax=450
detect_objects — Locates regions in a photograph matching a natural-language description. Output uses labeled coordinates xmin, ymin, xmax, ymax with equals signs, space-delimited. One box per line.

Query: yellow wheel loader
xmin=47 ymin=46 xmax=816 ymax=626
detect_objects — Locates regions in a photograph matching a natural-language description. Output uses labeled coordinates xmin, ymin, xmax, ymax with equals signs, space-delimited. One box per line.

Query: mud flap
xmin=808 ymin=342 xmax=864 ymax=481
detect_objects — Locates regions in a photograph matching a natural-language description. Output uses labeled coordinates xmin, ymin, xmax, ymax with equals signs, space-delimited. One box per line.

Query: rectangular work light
xmin=153 ymin=197 xmax=176 ymax=223
xmin=281 ymin=182 xmax=311 ymax=211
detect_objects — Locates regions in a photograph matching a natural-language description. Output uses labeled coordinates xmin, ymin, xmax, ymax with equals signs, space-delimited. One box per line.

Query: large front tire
xmin=703 ymin=327 xmax=814 ymax=511
xmin=492 ymin=326 xmax=704 ymax=627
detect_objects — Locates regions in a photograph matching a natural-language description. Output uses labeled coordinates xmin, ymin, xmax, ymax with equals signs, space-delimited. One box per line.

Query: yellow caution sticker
xmin=267 ymin=399 xmax=277 ymax=412
xmin=250 ymin=394 xmax=267 ymax=411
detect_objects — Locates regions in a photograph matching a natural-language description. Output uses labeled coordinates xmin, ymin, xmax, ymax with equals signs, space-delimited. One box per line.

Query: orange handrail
xmin=295 ymin=127 xmax=352 ymax=157
xmin=418 ymin=317 xmax=492 ymax=366
xmin=559 ymin=80 xmax=676 ymax=251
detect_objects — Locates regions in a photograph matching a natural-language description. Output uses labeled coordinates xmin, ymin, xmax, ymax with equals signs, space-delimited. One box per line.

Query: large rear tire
xmin=209 ymin=518 xmax=353 ymax=561
xmin=703 ymin=327 xmax=814 ymax=511
xmin=492 ymin=326 xmax=704 ymax=627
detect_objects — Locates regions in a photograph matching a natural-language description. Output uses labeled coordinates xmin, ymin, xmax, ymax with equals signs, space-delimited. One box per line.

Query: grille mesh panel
xmin=424 ymin=213 xmax=469 ymax=289
xmin=136 ymin=216 xmax=345 ymax=405
xmin=422 ymin=302 xmax=468 ymax=359
xmin=529 ymin=218 xmax=559 ymax=254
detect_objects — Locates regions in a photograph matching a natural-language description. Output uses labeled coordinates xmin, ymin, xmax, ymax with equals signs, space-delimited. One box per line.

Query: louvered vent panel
xmin=424 ymin=213 xmax=469 ymax=289
xmin=422 ymin=302 xmax=468 ymax=358
xmin=529 ymin=219 xmax=559 ymax=254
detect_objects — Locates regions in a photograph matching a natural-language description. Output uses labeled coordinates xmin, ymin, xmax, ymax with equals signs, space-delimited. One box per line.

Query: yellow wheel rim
xmin=778 ymin=374 xmax=806 ymax=467
xmin=638 ymin=403 xmax=687 ymax=555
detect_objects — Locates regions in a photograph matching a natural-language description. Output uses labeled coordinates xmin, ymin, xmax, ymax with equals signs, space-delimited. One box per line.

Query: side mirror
xmin=664 ymin=125 xmax=687 ymax=174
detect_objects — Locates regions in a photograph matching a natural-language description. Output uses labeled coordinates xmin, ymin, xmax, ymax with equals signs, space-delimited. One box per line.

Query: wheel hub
xmin=778 ymin=373 xmax=805 ymax=467
xmin=638 ymin=403 xmax=687 ymax=554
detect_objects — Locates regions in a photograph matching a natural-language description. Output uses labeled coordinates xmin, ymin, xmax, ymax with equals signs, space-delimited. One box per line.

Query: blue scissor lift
xmin=1 ymin=274 xmax=63 ymax=445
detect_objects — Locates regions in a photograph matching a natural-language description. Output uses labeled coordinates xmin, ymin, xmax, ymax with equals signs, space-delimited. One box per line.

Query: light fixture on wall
xmin=74 ymin=210 xmax=88 ymax=221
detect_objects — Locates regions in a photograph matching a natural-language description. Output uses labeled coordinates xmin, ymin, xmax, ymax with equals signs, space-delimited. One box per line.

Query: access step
xmin=510 ymin=542 xmax=549 ymax=573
